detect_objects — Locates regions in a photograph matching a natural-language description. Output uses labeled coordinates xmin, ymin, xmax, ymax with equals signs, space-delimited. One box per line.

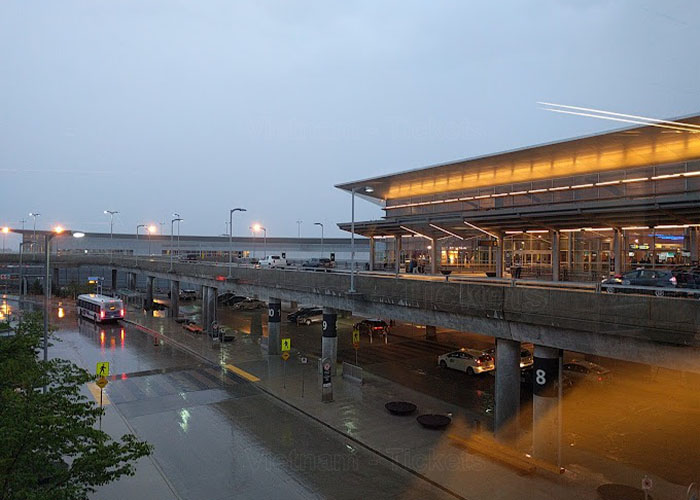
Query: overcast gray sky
xmin=1 ymin=0 xmax=699 ymax=242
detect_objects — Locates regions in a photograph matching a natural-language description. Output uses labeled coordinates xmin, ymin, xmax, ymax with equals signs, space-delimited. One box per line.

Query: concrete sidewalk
xmin=122 ymin=308 xmax=686 ymax=500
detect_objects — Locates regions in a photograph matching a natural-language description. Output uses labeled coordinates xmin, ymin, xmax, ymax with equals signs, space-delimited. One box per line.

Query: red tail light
xmin=100 ymin=310 xmax=105 ymax=319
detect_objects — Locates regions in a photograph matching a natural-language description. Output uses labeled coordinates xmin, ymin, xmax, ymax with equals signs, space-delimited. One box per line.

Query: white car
xmin=438 ymin=348 xmax=495 ymax=375
xmin=257 ymin=255 xmax=287 ymax=268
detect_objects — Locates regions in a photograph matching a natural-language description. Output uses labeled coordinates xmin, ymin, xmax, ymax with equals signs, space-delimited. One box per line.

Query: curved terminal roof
xmin=335 ymin=113 xmax=700 ymax=202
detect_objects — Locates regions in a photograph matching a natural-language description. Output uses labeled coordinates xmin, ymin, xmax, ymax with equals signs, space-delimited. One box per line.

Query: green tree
xmin=0 ymin=313 xmax=152 ymax=500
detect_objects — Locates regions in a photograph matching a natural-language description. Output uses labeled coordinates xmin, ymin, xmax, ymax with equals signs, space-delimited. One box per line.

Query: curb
xmin=121 ymin=318 xmax=471 ymax=500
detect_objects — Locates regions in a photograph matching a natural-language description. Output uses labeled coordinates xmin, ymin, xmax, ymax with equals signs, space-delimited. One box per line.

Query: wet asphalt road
xmin=47 ymin=307 xmax=457 ymax=500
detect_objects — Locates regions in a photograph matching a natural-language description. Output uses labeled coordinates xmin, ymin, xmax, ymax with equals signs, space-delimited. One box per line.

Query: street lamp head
xmin=53 ymin=226 xmax=65 ymax=234
xmin=148 ymin=225 xmax=157 ymax=233
xmin=1 ymin=227 xmax=8 ymax=234
xmin=72 ymin=232 xmax=85 ymax=238
xmin=252 ymin=223 xmax=262 ymax=232
xmin=231 ymin=208 xmax=247 ymax=213
xmin=314 ymin=222 xmax=323 ymax=227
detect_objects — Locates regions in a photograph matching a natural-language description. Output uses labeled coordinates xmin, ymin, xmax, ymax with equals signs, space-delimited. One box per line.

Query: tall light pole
xmin=104 ymin=210 xmax=119 ymax=263
xmin=29 ymin=212 xmax=40 ymax=253
xmin=229 ymin=208 xmax=247 ymax=276
xmin=296 ymin=220 xmax=303 ymax=238
xmin=350 ymin=186 xmax=374 ymax=293
xmin=173 ymin=212 xmax=181 ymax=259
xmin=314 ymin=222 xmax=324 ymax=257
xmin=170 ymin=216 xmax=183 ymax=270
xmin=18 ymin=241 xmax=25 ymax=296
xmin=136 ymin=224 xmax=146 ymax=266
xmin=253 ymin=224 xmax=267 ymax=258
xmin=147 ymin=225 xmax=156 ymax=256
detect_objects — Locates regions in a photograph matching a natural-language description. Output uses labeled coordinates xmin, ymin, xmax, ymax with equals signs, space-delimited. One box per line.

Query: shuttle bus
xmin=77 ymin=294 xmax=125 ymax=323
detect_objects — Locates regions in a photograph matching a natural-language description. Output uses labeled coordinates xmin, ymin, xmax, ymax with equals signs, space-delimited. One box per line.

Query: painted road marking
xmin=225 ymin=364 xmax=260 ymax=382
xmin=87 ymin=382 xmax=111 ymax=406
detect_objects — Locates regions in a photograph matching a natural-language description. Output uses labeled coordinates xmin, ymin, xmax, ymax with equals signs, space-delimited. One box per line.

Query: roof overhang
xmin=335 ymin=113 xmax=700 ymax=202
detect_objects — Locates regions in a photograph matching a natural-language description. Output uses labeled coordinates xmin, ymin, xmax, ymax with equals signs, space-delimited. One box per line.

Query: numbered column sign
xmin=268 ymin=302 xmax=281 ymax=323
xmin=533 ymin=356 xmax=559 ymax=397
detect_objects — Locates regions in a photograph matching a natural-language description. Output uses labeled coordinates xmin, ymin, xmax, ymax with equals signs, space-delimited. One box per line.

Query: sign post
xmin=300 ymin=356 xmax=308 ymax=398
xmin=281 ymin=338 xmax=291 ymax=389
xmin=95 ymin=362 xmax=110 ymax=430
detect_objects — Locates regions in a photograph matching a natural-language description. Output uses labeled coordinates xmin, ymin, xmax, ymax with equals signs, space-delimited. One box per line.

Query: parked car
xmin=258 ymin=255 xmax=287 ymax=268
xmin=353 ymin=319 xmax=389 ymax=337
xmin=671 ymin=268 xmax=700 ymax=289
xmin=219 ymin=293 xmax=248 ymax=306
xmin=296 ymin=308 xmax=323 ymax=325
xmin=562 ymin=359 xmax=611 ymax=384
xmin=232 ymin=298 xmax=266 ymax=311
xmin=287 ymin=306 xmax=318 ymax=323
xmin=602 ymin=269 xmax=676 ymax=296
xmin=168 ymin=289 xmax=197 ymax=301
xmin=438 ymin=348 xmax=495 ymax=375
xmin=484 ymin=346 xmax=534 ymax=369
xmin=302 ymin=258 xmax=334 ymax=269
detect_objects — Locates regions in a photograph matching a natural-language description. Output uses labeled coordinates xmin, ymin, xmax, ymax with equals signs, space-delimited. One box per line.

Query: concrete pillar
xmin=201 ymin=286 xmax=209 ymax=329
xmin=111 ymin=268 xmax=118 ymax=294
xmin=145 ymin=276 xmax=154 ymax=310
xmin=567 ymin=232 xmax=574 ymax=272
xmin=267 ymin=297 xmax=281 ymax=355
xmin=551 ymin=231 xmax=560 ymax=281
xmin=369 ymin=237 xmax=375 ymax=271
xmin=169 ymin=279 xmax=180 ymax=317
xmin=126 ymin=272 xmax=136 ymax=291
xmin=494 ymin=338 xmax=521 ymax=442
xmin=425 ymin=325 xmax=437 ymax=340
xmin=321 ymin=307 xmax=338 ymax=372
xmin=613 ymin=229 xmax=622 ymax=275
xmin=532 ymin=345 xmax=561 ymax=464
xmin=495 ymin=233 xmax=504 ymax=278
xmin=206 ymin=287 xmax=217 ymax=333
xmin=250 ymin=311 xmax=263 ymax=336
xmin=394 ymin=236 xmax=402 ymax=275
xmin=430 ymin=238 xmax=438 ymax=274
xmin=290 ymin=300 xmax=298 ymax=310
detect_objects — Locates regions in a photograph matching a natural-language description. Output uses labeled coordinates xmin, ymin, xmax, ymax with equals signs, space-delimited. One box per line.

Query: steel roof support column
xmin=394 ymin=236 xmax=402 ymax=276
xmin=551 ymin=231 xmax=560 ymax=282
xmin=690 ymin=227 xmax=699 ymax=265
xmin=369 ymin=236 xmax=375 ymax=272
xmin=430 ymin=238 xmax=438 ymax=275
xmin=495 ymin=232 xmax=504 ymax=278
xmin=613 ymin=229 xmax=622 ymax=275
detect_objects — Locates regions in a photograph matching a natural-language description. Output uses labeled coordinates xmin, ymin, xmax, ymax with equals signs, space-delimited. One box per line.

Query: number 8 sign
xmin=533 ymin=357 xmax=559 ymax=398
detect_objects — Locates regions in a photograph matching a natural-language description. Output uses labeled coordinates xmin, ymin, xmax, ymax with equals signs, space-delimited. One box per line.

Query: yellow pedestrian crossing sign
xmin=281 ymin=338 xmax=291 ymax=352
xmin=96 ymin=362 xmax=110 ymax=377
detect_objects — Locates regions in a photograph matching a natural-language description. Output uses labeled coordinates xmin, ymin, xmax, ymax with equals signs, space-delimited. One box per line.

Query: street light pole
xmin=296 ymin=220 xmax=303 ymax=238
xmin=136 ymin=224 xmax=146 ymax=266
xmin=1 ymin=227 xmax=8 ymax=253
xmin=18 ymin=242 xmax=25 ymax=296
xmin=170 ymin=217 xmax=183 ymax=270
xmin=29 ymin=212 xmax=40 ymax=253
xmin=104 ymin=210 xmax=118 ymax=263
xmin=229 ymin=208 xmax=247 ymax=277
xmin=314 ymin=222 xmax=324 ymax=257
xmin=173 ymin=212 xmax=181 ymax=259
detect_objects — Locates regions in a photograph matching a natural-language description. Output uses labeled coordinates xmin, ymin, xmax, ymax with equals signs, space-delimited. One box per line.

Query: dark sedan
xmin=602 ymin=269 xmax=676 ymax=296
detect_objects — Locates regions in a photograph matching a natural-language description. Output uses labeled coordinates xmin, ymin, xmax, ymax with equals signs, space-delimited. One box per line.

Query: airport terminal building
xmin=337 ymin=114 xmax=700 ymax=281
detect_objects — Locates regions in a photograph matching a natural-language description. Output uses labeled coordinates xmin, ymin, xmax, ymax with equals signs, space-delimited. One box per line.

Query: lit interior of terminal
xmin=337 ymin=115 xmax=700 ymax=280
